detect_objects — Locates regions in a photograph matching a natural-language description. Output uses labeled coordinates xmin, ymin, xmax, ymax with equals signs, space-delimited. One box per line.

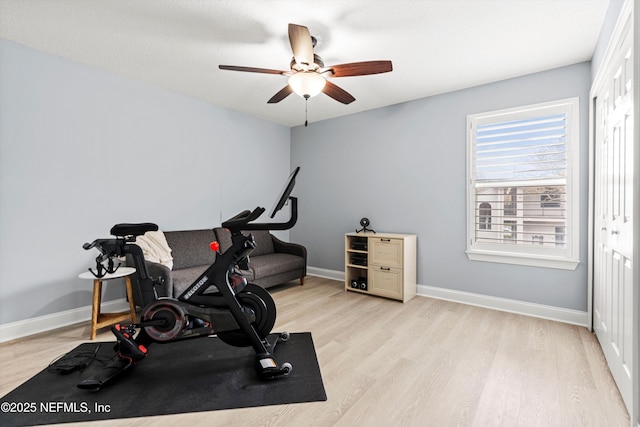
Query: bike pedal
xmin=111 ymin=324 xmax=147 ymax=362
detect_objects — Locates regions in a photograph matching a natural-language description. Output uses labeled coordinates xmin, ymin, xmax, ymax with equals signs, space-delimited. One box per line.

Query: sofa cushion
xmin=165 ymin=229 xmax=216 ymax=270
xmin=249 ymin=230 xmax=275 ymax=257
xmin=213 ymin=228 xmax=274 ymax=257
xmin=171 ymin=265 xmax=210 ymax=297
xmin=214 ymin=228 xmax=233 ymax=253
xmin=248 ymin=253 xmax=305 ymax=279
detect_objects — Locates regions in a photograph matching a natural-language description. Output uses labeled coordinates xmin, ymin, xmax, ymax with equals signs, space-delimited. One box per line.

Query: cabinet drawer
xmin=370 ymin=266 xmax=402 ymax=298
xmin=369 ymin=238 xmax=403 ymax=268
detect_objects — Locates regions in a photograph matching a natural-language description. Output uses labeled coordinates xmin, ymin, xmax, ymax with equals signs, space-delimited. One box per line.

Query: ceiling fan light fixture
xmin=288 ymin=72 xmax=326 ymax=99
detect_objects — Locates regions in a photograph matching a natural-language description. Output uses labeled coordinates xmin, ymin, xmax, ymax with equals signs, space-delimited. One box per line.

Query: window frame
xmin=466 ymin=97 xmax=580 ymax=270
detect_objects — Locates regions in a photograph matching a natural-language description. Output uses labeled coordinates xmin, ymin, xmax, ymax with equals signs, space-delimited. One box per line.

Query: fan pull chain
xmin=304 ymin=94 xmax=309 ymax=127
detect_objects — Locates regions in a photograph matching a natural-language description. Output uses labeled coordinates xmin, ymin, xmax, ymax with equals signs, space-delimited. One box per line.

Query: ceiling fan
xmin=219 ymin=23 xmax=393 ymax=105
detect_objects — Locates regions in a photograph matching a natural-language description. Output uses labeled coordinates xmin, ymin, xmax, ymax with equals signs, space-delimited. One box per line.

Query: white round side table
xmin=79 ymin=266 xmax=137 ymax=339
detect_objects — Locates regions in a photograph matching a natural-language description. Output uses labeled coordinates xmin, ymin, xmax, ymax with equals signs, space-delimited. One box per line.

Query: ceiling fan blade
xmin=288 ymin=23 xmax=314 ymax=67
xmin=322 ymin=81 xmax=355 ymax=104
xmin=267 ymin=85 xmax=294 ymax=103
xmin=326 ymin=60 xmax=393 ymax=77
xmin=219 ymin=65 xmax=287 ymax=75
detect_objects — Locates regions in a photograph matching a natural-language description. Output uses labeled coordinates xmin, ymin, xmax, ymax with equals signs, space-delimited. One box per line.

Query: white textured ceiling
xmin=0 ymin=0 xmax=609 ymax=127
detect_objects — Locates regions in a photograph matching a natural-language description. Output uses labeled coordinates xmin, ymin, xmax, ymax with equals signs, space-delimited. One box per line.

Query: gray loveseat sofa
xmin=141 ymin=228 xmax=306 ymax=299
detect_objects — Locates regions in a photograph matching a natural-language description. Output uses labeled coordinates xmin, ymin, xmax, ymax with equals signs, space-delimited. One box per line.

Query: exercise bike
xmin=77 ymin=167 xmax=301 ymax=391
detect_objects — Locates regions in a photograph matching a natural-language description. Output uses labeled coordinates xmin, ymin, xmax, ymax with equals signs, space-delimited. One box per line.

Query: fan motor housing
xmin=290 ymin=54 xmax=324 ymax=72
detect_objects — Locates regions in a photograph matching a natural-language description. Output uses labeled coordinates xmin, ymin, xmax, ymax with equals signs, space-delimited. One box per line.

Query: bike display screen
xmin=269 ymin=167 xmax=300 ymax=218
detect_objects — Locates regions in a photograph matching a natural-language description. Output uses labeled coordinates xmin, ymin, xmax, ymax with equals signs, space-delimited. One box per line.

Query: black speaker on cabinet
xmin=351 ymin=240 xmax=367 ymax=251
xmin=350 ymin=254 xmax=367 ymax=266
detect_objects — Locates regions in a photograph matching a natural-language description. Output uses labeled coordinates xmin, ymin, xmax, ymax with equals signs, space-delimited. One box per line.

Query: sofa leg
xmin=300 ymin=277 xmax=304 ymax=286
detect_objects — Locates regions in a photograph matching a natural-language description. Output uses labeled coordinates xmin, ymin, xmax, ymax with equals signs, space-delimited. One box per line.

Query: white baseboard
xmin=308 ymin=266 xmax=588 ymax=327
xmin=307 ymin=266 xmax=345 ymax=281
xmin=417 ymin=284 xmax=588 ymax=327
xmin=0 ymin=299 xmax=129 ymax=343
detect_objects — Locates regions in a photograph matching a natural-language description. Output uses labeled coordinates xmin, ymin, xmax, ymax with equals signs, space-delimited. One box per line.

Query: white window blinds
xmin=475 ymin=113 xmax=567 ymax=183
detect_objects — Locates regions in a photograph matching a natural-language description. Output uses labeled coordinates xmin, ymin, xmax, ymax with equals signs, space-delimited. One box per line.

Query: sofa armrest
xmin=271 ymin=235 xmax=307 ymax=260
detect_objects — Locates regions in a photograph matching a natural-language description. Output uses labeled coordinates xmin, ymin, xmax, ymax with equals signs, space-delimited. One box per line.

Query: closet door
xmin=592 ymin=9 xmax=635 ymax=417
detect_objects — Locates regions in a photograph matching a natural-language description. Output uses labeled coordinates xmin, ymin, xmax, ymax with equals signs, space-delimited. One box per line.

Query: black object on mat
xmin=0 ymin=332 xmax=326 ymax=427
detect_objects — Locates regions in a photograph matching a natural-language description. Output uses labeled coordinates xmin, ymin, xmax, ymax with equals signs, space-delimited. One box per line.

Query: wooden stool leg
xmin=91 ymin=279 xmax=102 ymax=340
xmin=125 ymin=275 xmax=137 ymax=323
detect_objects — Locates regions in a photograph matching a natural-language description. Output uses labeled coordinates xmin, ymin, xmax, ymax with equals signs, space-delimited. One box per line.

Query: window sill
xmin=466 ymin=250 xmax=580 ymax=270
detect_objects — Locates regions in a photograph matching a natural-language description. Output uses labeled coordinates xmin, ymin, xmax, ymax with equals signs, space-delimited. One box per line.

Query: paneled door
xmin=592 ymin=9 xmax=635 ymax=418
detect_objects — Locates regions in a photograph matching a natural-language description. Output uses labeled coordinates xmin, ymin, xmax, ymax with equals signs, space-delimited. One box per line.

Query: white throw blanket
xmin=135 ymin=230 xmax=173 ymax=270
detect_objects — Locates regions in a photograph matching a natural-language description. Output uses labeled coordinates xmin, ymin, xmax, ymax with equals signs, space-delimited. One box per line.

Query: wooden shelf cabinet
xmin=345 ymin=232 xmax=417 ymax=302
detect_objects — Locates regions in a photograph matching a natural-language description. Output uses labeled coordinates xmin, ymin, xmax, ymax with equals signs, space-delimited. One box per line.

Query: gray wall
xmin=291 ymin=62 xmax=591 ymax=312
xmin=0 ymin=39 xmax=290 ymax=325
xmin=591 ymin=0 xmax=625 ymax=80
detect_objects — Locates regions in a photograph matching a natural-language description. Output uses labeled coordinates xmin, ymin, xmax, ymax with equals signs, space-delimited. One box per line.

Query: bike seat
xmin=110 ymin=223 xmax=158 ymax=237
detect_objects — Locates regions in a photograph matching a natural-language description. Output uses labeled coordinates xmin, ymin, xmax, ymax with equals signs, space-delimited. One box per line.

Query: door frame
xmin=588 ymin=0 xmax=638 ymax=425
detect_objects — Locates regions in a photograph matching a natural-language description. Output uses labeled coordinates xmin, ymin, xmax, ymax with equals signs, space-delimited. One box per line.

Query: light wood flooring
xmin=0 ymin=276 xmax=630 ymax=426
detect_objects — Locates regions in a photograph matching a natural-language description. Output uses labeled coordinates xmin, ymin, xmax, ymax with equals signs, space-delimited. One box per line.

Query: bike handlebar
xmin=83 ymin=239 xmax=108 ymax=253
xmin=225 ymin=209 xmax=252 ymax=223
xmin=82 ymin=238 xmax=119 ymax=259
xmin=221 ymin=197 xmax=297 ymax=231
xmin=221 ymin=206 xmax=265 ymax=229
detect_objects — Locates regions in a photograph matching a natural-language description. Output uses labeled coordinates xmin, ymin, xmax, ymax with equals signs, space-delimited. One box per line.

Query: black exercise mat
xmin=0 ymin=332 xmax=326 ymax=426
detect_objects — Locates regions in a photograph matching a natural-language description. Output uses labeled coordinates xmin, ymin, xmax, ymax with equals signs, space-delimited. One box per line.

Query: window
xmin=503 ymin=219 xmax=517 ymax=242
xmin=479 ymin=202 xmax=492 ymax=229
xmin=466 ymin=98 xmax=579 ymax=270
xmin=540 ymin=187 xmax=562 ymax=208
xmin=504 ymin=187 xmax=517 ymax=216
xmin=555 ymin=226 xmax=566 ymax=247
